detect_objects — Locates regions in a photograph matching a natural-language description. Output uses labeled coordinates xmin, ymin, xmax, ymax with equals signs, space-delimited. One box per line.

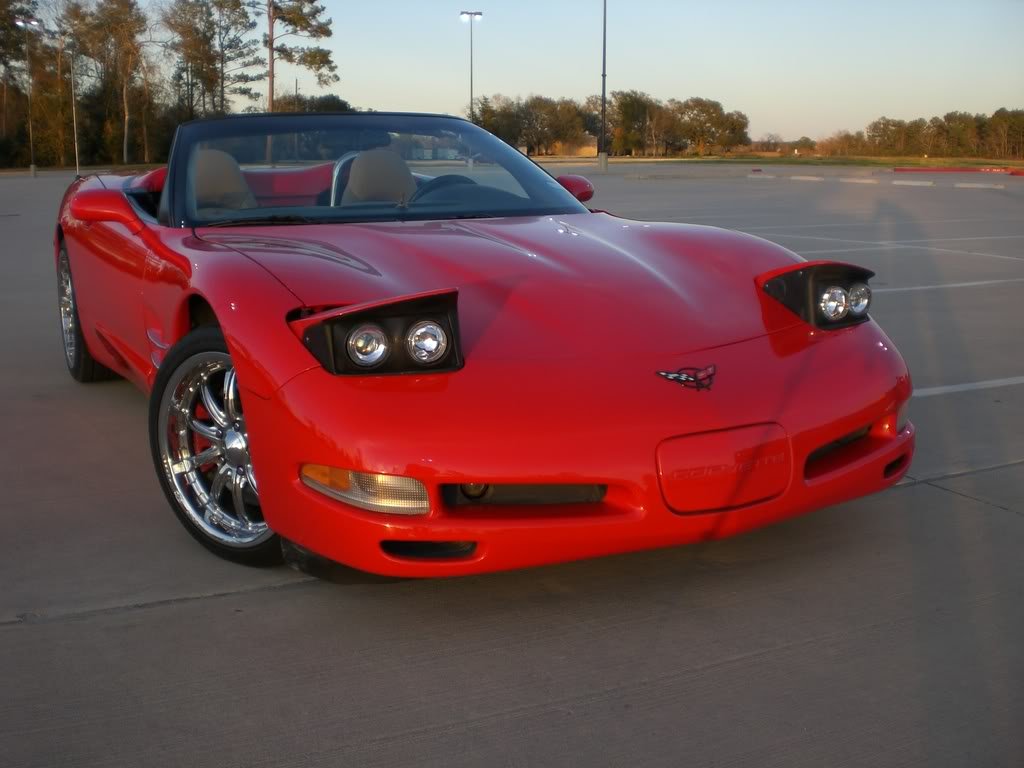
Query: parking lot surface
xmin=1 ymin=164 xmax=1022 ymax=767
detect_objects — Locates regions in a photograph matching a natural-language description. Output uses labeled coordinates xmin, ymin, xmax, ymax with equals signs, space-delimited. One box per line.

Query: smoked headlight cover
xmin=293 ymin=289 xmax=463 ymax=375
xmin=759 ymin=261 xmax=875 ymax=329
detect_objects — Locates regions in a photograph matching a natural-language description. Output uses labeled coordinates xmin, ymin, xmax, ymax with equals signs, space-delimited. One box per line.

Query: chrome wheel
xmin=58 ymin=251 xmax=76 ymax=367
xmin=157 ymin=351 xmax=271 ymax=548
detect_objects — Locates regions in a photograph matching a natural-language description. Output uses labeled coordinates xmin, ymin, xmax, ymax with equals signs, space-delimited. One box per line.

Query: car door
xmin=68 ymin=181 xmax=153 ymax=385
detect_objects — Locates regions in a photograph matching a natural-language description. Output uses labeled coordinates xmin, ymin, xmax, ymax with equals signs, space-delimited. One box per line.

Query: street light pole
xmin=599 ymin=0 xmax=608 ymax=172
xmin=460 ymin=11 xmax=483 ymax=122
xmin=15 ymin=18 xmax=39 ymax=177
xmin=69 ymin=48 xmax=80 ymax=176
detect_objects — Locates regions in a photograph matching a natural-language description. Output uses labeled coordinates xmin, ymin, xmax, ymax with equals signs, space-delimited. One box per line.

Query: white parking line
xmin=893 ymin=234 xmax=1024 ymax=243
xmin=893 ymin=180 xmax=934 ymax=186
xmin=874 ymin=277 xmax=1024 ymax=293
xmin=759 ymin=232 xmax=1024 ymax=262
xmin=839 ymin=178 xmax=879 ymax=184
xmin=916 ymin=376 xmax=1024 ymax=398
xmin=790 ymin=176 xmax=824 ymax=181
xmin=955 ymin=183 xmax=1005 ymax=190
xmin=798 ymin=245 xmax=908 ymax=256
xmin=742 ymin=217 xmax=1000 ymax=232
xmin=746 ymin=174 xmax=776 ymax=179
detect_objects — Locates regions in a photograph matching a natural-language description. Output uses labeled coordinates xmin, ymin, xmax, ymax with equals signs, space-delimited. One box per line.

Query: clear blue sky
xmin=273 ymin=0 xmax=1024 ymax=140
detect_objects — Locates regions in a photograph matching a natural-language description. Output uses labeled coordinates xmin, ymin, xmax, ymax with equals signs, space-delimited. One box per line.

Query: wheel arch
xmin=187 ymin=294 xmax=220 ymax=330
xmin=149 ymin=258 xmax=315 ymax=400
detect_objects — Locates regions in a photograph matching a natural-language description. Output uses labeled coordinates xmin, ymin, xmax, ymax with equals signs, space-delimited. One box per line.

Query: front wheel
xmin=149 ymin=326 xmax=280 ymax=565
xmin=57 ymin=244 xmax=114 ymax=382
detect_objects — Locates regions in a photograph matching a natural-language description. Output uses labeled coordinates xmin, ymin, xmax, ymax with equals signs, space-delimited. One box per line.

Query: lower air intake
xmin=442 ymin=484 xmax=607 ymax=507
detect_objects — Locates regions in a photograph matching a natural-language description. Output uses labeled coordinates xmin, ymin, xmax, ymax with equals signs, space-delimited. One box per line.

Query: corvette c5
xmin=54 ymin=112 xmax=914 ymax=576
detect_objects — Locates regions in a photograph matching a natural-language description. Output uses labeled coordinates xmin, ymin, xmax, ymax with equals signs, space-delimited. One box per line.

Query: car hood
xmin=198 ymin=212 xmax=802 ymax=360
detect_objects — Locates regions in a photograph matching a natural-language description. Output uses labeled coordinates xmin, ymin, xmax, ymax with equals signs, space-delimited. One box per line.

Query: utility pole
xmin=599 ymin=0 xmax=608 ymax=172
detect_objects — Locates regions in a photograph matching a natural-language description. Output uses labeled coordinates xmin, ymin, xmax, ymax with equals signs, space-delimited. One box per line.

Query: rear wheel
xmin=57 ymin=244 xmax=114 ymax=382
xmin=149 ymin=326 xmax=280 ymax=565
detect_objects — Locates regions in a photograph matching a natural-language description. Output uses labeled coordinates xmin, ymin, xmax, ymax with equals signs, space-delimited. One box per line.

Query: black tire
xmin=57 ymin=243 xmax=116 ymax=382
xmin=149 ymin=326 xmax=282 ymax=566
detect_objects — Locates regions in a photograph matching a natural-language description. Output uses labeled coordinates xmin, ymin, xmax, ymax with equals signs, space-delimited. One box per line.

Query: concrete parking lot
xmin=1 ymin=164 xmax=1022 ymax=767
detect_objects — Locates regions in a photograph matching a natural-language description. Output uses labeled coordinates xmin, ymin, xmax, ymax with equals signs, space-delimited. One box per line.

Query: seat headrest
xmin=193 ymin=149 xmax=257 ymax=211
xmin=342 ymin=149 xmax=417 ymax=205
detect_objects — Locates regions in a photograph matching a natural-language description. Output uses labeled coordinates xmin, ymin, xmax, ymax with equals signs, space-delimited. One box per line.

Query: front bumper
xmin=244 ymin=321 xmax=915 ymax=577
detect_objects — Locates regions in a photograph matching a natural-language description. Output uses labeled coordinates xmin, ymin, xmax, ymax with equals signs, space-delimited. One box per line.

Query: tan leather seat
xmin=193 ymin=149 xmax=257 ymax=211
xmin=342 ymin=149 xmax=417 ymax=205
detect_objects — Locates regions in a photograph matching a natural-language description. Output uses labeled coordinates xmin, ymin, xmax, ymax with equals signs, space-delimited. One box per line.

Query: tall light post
xmin=14 ymin=17 xmax=39 ymax=177
xmin=460 ymin=11 xmax=483 ymax=122
xmin=599 ymin=0 xmax=608 ymax=172
xmin=66 ymin=44 xmax=80 ymax=177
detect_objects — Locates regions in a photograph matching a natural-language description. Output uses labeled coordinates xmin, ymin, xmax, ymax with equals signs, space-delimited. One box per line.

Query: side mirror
xmin=69 ymin=189 xmax=143 ymax=234
xmin=557 ymin=174 xmax=595 ymax=203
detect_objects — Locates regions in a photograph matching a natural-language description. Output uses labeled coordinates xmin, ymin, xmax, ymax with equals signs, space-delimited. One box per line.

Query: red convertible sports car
xmin=54 ymin=112 xmax=914 ymax=576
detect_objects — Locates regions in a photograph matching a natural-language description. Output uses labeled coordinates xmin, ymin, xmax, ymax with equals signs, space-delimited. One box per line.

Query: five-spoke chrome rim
xmin=58 ymin=252 xmax=76 ymax=366
xmin=158 ymin=351 xmax=272 ymax=548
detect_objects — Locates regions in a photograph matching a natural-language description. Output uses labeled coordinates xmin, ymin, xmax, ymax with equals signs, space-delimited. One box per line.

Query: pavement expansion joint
xmin=0 ymin=576 xmax=318 ymax=628
xmin=909 ymin=457 xmax=1024 ymax=485
xmin=922 ymin=481 xmax=1015 ymax=515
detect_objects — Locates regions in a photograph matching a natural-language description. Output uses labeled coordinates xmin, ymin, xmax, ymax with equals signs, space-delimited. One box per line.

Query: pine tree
xmin=261 ymin=0 xmax=337 ymax=113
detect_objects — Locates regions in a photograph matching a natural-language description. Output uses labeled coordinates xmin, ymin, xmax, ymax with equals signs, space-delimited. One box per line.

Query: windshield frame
xmin=163 ymin=112 xmax=590 ymax=229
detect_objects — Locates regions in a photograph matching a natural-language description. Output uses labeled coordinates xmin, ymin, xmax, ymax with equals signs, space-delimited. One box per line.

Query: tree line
xmin=474 ymin=91 xmax=751 ymax=157
xmin=1 ymin=0 xmax=1022 ymax=168
xmin=1 ymin=0 xmax=339 ymax=167
xmin=813 ymin=111 xmax=1024 ymax=160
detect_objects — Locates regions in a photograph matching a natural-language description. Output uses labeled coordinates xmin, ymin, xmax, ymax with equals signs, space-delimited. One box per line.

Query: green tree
xmin=520 ymin=94 xmax=554 ymax=155
xmin=163 ymin=0 xmax=218 ymax=119
xmin=72 ymin=0 xmax=148 ymax=163
xmin=262 ymin=0 xmax=338 ymax=112
xmin=273 ymin=92 xmax=352 ymax=112
xmin=210 ymin=0 xmax=263 ymax=112
xmin=718 ymin=110 xmax=750 ymax=150
xmin=672 ymin=97 xmax=725 ymax=155
xmin=611 ymin=90 xmax=657 ymax=156
xmin=1 ymin=0 xmax=38 ymax=140
xmin=474 ymin=94 xmax=525 ymax=148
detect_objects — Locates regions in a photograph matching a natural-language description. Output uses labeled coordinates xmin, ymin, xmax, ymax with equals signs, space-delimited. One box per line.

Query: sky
xmin=270 ymin=0 xmax=1024 ymax=140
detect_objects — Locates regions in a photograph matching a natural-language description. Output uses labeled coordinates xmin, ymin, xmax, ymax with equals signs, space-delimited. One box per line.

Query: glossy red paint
xmin=556 ymin=174 xmax=595 ymax=203
xmin=69 ymin=188 xmax=144 ymax=234
xmin=242 ymin=162 xmax=334 ymax=207
xmin=130 ymin=166 xmax=167 ymax=193
xmin=57 ymin=169 xmax=915 ymax=577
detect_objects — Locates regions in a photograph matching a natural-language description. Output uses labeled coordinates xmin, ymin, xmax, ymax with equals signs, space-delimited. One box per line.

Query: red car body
xmin=55 ymin=117 xmax=914 ymax=577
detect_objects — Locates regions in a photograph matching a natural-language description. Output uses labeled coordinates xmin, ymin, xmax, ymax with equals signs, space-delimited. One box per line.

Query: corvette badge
xmin=657 ymin=365 xmax=716 ymax=391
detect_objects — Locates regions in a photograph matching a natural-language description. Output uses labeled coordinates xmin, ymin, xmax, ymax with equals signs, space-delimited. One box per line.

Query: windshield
xmin=177 ymin=114 xmax=588 ymax=227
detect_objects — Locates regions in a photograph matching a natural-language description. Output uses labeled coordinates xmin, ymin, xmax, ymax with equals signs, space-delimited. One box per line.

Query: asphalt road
xmin=1 ymin=164 xmax=1022 ymax=767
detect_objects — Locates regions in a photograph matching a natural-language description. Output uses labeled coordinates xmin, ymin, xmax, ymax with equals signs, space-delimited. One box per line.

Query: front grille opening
xmin=884 ymin=453 xmax=909 ymax=479
xmin=442 ymin=483 xmax=607 ymax=508
xmin=380 ymin=540 xmax=477 ymax=560
xmin=805 ymin=426 xmax=872 ymax=480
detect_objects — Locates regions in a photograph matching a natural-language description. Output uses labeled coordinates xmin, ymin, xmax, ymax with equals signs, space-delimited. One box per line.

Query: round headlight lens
xmin=347 ymin=324 xmax=390 ymax=367
xmin=406 ymin=321 xmax=448 ymax=364
xmin=818 ymin=286 xmax=850 ymax=321
xmin=848 ymin=283 xmax=871 ymax=315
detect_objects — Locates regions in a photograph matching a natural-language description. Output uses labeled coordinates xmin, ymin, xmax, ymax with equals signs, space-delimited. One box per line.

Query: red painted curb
xmin=893 ymin=166 xmax=1010 ymax=174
